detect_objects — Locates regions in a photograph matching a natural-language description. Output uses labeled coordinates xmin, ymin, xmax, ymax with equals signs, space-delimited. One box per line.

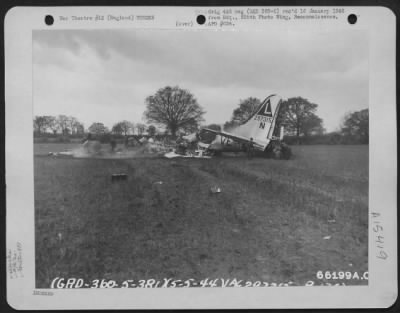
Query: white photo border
xmin=5 ymin=6 xmax=397 ymax=309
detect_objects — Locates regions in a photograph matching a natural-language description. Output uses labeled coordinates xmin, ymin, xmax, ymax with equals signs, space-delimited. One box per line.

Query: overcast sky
xmin=33 ymin=29 xmax=368 ymax=132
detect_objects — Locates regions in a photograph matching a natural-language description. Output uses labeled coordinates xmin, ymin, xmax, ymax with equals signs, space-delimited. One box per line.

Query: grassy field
xmin=34 ymin=144 xmax=368 ymax=288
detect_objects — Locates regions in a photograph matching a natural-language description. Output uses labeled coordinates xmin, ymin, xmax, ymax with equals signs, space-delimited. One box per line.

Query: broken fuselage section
xmin=168 ymin=94 xmax=292 ymax=159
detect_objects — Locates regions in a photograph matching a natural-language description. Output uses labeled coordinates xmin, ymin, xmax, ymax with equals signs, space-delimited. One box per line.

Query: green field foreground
xmin=34 ymin=144 xmax=368 ymax=287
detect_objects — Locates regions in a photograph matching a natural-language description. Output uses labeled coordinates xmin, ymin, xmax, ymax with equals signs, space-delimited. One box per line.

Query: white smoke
xmin=67 ymin=141 xmax=171 ymax=159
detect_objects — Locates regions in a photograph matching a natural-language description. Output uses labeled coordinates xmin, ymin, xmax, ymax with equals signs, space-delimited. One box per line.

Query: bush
xmin=59 ymin=136 xmax=71 ymax=143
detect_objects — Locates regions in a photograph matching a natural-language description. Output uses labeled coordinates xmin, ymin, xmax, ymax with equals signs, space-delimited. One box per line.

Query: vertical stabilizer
xmin=231 ymin=94 xmax=282 ymax=150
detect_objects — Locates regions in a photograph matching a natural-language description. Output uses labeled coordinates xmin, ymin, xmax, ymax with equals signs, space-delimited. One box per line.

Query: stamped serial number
xmin=50 ymin=277 xmax=294 ymax=288
xmin=316 ymin=271 xmax=368 ymax=280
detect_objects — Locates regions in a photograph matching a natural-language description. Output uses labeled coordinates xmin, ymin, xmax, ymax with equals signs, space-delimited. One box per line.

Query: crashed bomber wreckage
xmin=48 ymin=94 xmax=291 ymax=159
xmin=167 ymin=94 xmax=292 ymax=160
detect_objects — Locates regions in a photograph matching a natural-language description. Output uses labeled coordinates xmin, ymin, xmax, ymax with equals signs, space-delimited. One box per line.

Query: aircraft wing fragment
xmin=201 ymin=128 xmax=265 ymax=149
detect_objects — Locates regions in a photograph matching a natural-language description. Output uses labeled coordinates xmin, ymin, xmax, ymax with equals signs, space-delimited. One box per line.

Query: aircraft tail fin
xmin=230 ymin=94 xmax=282 ymax=150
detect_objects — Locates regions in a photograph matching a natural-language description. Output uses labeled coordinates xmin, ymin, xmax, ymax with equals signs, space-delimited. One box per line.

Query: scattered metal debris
xmin=111 ymin=173 xmax=128 ymax=182
xmin=210 ymin=186 xmax=222 ymax=193
xmin=48 ymin=151 xmax=74 ymax=157
xmin=164 ymin=149 xmax=212 ymax=159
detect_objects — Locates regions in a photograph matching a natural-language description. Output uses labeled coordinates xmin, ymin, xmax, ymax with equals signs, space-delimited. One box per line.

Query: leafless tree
xmin=144 ymin=86 xmax=205 ymax=137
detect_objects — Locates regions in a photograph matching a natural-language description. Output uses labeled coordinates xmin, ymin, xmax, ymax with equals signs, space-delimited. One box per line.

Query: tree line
xmin=34 ymin=116 xmax=157 ymax=138
xmin=142 ymin=86 xmax=368 ymax=144
xmin=34 ymin=86 xmax=369 ymax=145
xmin=33 ymin=115 xmax=85 ymax=136
xmin=86 ymin=121 xmax=155 ymax=137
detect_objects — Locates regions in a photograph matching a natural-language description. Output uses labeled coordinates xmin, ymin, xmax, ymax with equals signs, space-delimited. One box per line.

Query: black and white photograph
xmin=5 ymin=6 xmax=397 ymax=309
xmin=33 ymin=28 xmax=369 ymax=288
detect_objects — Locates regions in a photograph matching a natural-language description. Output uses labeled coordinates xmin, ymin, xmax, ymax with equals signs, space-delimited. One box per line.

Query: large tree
xmin=33 ymin=116 xmax=53 ymax=134
xmin=232 ymin=97 xmax=261 ymax=124
xmin=88 ymin=122 xmax=109 ymax=135
xmin=341 ymin=109 xmax=369 ymax=144
xmin=112 ymin=121 xmax=133 ymax=136
xmin=279 ymin=97 xmax=324 ymax=142
xmin=144 ymin=86 xmax=205 ymax=137
xmin=223 ymin=97 xmax=261 ymax=130
xmin=111 ymin=123 xmax=123 ymax=135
